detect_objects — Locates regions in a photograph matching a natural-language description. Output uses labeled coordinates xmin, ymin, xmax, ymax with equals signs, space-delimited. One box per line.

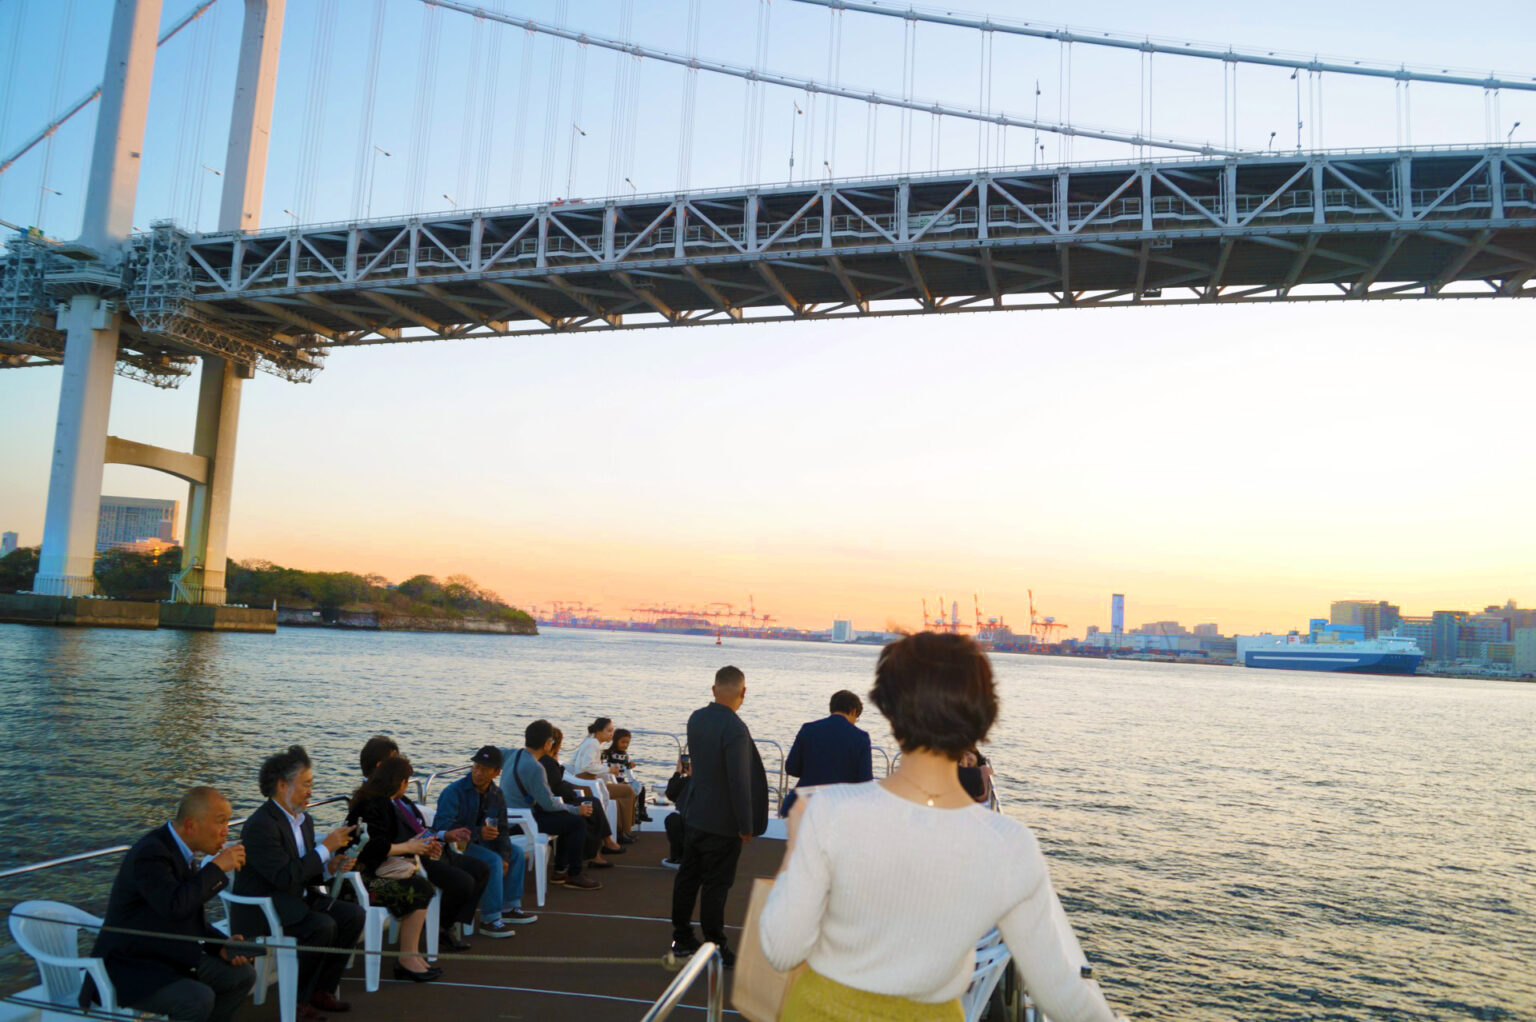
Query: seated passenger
xmin=434 ymin=745 xmax=537 ymax=938
xmin=499 ymin=719 xmax=603 ymax=890
xmin=82 ymin=786 xmax=256 ymax=1022
xmin=958 ymin=747 xmax=994 ymax=804
xmin=572 ymin=717 xmax=639 ymax=842
xmin=359 ymin=735 xmax=489 ymax=952
xmin=346 ymin=756 xmax=442 ymax=981
xmin=661 ymin=756 xmax=692 ymax=869
xmin=545 ymin=726 xmax=620 ymax=868
xmin=782 ymin=689 xmax=873 ymax=816
xmin=603 ymin=728 xmax=651 ymax=822
xmin=231 ymin=746 xmax=363 ymax=1020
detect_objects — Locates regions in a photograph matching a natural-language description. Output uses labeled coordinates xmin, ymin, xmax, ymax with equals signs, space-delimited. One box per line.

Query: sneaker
xmin=477 ymin=919 xmax=516 ymax=939
xmin=503 ymin=908 xmax=539 ymax=925
xmin=564 ymin=874 xmax=602 ymax=891
xmin=660 ymin=857 xmax=682 ymax=870
xmin=669 ymin=932 xmax=702 ymax=959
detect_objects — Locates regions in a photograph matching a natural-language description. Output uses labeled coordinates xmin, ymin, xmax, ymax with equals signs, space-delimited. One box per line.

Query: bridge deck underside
xmin=6 ymin=149 xmax=1536 ymax=379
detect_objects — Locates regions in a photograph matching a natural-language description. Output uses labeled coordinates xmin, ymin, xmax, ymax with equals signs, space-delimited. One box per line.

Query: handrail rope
xmin=419 ymin=0 xmax=1241 ymax=157
xmin=784 ymin=0 xmax=1536 ymax=92
xmin=0 ymin=0 xmax=222 ymax=179
xmin=1 ymin=911 xmax=669 ymax=966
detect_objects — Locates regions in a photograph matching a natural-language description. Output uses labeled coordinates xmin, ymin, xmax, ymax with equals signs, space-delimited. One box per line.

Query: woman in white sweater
xmin=570 ymin=717 xmax=638 ymax=841
xmin=759 ymin=632 xmax=1122 ymax=1022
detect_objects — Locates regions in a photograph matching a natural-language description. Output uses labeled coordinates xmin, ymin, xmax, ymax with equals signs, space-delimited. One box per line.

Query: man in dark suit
xmin=231 ymin=745 xmax=362 ymax=1021
xmin=82 ymin=786 xmax=255 ymax=1021
xmin=781 ymin=689 xmax=874 ymax=815
xmin=669 ymin=665 xmax=768 ymax=967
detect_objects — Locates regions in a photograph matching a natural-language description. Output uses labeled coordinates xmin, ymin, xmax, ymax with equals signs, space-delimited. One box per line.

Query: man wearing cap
xmin=435 ymin=746 xmax=537 ymax=938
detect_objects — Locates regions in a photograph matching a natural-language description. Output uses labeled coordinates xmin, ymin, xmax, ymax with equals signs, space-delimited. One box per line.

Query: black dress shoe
xmin=393 ymin=964 xmax=443 ymax=983
xmin=439 ymin=928 xmax=472 ymax=951
xmin=310 ymin=991 xmax=351 ymax=1013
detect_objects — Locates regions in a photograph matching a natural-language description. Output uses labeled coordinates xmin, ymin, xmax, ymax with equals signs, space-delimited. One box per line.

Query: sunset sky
xmin=2 ymin=0 xmax=1534 ymax=635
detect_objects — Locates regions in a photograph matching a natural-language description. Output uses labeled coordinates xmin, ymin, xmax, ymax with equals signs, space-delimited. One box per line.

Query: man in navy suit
xmin=231 ymin=745 xmax=361 ymax=1021
xmin=781 ymin=689 xmax=874 ymax=815
xmin=82 ymin=786 xmax=256 ymax=1021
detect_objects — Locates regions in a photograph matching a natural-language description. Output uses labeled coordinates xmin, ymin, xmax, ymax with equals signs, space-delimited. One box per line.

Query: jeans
xmin=670 ymin=826 xmax=744 ymax=947
xmin=130 ymin=954 xmax=256 ymax=1022
xmin=461 ymin=840 xmax=526 ymax=922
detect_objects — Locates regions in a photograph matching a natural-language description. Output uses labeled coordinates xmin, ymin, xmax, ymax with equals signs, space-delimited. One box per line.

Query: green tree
xmin=0 ymin=547 xmax=40 ymax=593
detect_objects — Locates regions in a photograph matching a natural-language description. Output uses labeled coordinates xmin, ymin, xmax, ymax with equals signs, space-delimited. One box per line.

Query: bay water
xmin=1 ymin=623 xmax=1532 ymax=1020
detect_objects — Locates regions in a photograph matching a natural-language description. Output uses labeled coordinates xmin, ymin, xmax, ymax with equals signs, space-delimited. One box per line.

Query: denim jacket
xmin=435 ymin=774 xmax=513 ymax=860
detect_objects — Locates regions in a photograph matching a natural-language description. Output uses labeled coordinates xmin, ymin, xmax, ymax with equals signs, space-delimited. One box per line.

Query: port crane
xmin=1027 ymin=590 xmax=1068 ymax=645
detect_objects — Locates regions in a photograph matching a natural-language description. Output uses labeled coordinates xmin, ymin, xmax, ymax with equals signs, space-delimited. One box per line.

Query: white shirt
xmin=758 ymin=781 xmax=1116 ymax=1020
xmin=277 ymin=801 xmax=331 ymax=867
xmin=570 ymin=736 xmax=608 ymax=778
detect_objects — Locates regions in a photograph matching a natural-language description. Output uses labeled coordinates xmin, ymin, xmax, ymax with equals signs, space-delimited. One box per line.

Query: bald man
xmin=82 ymin=786 xmax=256 ymax=1022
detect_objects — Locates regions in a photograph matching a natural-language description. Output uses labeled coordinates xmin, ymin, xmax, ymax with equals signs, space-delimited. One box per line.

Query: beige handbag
xmin=731 ymin=877 xmax=807 ymax=1022
xmin=375 ymin=854 xmax=419 ymax=880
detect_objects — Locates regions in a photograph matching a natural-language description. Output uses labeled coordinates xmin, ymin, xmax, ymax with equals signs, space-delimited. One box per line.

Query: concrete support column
xmin=33 ymin=298 xmax=121 ymax=596
xmin=177 ymin=357 xmax=245 ymax=605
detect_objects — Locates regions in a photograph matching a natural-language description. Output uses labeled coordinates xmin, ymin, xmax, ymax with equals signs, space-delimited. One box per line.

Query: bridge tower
xmin=32 ymin=0 xmax=286 ymax=607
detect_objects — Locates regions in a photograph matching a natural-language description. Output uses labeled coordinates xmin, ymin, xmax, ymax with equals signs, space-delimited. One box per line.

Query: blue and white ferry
xmin=1237 ymin=634 xmax=1425 ymax=675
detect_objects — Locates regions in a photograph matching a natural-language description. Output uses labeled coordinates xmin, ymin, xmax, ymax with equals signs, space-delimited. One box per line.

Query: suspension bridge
xmin=0 ymin=0 xmax=1534 ymax=614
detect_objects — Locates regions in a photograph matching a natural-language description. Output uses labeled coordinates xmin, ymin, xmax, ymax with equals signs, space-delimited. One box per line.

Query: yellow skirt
xmin=780 ymin=967 xmax=963 ymax=1022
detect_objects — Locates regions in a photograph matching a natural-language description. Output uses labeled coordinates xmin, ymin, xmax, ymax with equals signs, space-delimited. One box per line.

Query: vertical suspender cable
xmin=753 ymin=0 xmax=773 ymax=185
xmin=565 ymin=41 xmax=587 ymax=197
xmin=295 ymin=0 xmax=337 ymax=222
xmin=823 ymin=6 xmax=841 ymax=178
xmin=0 ymin=0 xmax=25 ymax=215
xmin=606 ymin=0 xmax=633 ymax=197
xmin=186 ymin=5 xmax=221 ymax=228
xmin=458 ymin=10 xmax=488 ymax=208
xmin=676 ymin=0 xmax=701 ymax=191
xmin=35 ymin=0 xmax=74 ymax=228
xmin=976 ymin=31 xmax=987 ymax=167
xmin=351 ymin=0 xmax=386 ymax=220
xmin=168 ymin=5 xmax=198 ymax=227
xmin=407 ymin=3 xmax=443 ymax=212
xmin=539 ymin=0 xmax=568 ymax=201
xmin=474 ymin=0 xmax=508 ymax=208
xmin=509 ymin=27 xmax=534 ymax=202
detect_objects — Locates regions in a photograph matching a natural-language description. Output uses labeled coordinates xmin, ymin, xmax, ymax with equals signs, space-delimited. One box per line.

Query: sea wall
xmin=0 ymin=593 xmax=159 ymax=628
xmin=272 ymin=604 xmax=535 ymax=635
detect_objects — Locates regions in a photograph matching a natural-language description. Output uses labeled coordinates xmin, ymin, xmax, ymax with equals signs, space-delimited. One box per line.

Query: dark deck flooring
xmin=243 ymin=830 xmax=785 ymax=1021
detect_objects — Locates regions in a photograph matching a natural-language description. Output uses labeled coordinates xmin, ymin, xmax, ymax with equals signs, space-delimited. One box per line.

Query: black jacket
xmin=786 ymin=714 xmax=874 ymax=790
xmin=230 ymin=799 xmax=330 ymax=933
xmin=82 ymin=824 xmax=229 ymax=1009
xmin=684 ymin=702 xmax=769 ymax=838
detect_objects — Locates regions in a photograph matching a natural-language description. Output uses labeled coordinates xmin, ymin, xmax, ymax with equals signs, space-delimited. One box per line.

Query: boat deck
xmin=245 ymin=827 xmax=783 ymax=1021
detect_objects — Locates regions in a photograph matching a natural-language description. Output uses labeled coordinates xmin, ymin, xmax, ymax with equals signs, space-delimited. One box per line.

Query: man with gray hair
xmin=232 ymin=745 xmax=362 ymax=1021
xmin=669 ymin=666 xmax=769 ymax=968
xmin=81 ymin=786 xmax=255 ymax=1022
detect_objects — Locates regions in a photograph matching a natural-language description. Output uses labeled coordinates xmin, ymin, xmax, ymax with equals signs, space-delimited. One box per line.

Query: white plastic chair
xmin=564 ymin=769 xmax=619 ymax=836
xmin=215 ymin=884 xmax=299 ymax=1022
xmin=331 ymin=863 xmax=442 ymax=989
xmin=505 ymin=807 xmax=552 ymax=907
xmin=415 ymin=807 xmax=472 ymax=937
xmin=7 ymin=900 xmax=138 ymax=1020
xmin=962 ymin=941 xmax=1013 ymax=1022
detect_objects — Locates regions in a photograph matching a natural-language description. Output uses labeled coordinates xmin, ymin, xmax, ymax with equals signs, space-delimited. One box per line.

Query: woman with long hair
xmin=759 ymin=632 xmax=1122 ymax=1021
xmin=571 ymin=717 xmax=639 ymax=842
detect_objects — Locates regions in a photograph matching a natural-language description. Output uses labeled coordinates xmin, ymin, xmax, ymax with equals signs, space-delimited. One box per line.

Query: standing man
xmin=670 ymin=665 xmax=768 ymax=967
xmin=781 ymin=689 xmax=874 ymax=815
xmin=81 ymin=787 xmax=255 ymax=1022
xmin=232 ymin=746 xmax=363 ymax=1021
xmin=435 ymin=745 xmax=538 ymax=937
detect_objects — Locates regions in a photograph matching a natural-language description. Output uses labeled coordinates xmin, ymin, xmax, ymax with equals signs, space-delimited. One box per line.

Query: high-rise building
xmin=96 ymin=496 xmax=178 ymax=553
xmin=1136 ymin=621 xmax=1188 ymax=636
xmin=1514 ymin=628 xmax=1536 ymax=674
xmin=1394 ymin=616 xmax=1434 ymax=654
xmin=831 ymin=620 xmax=854 ymax=643
xmin=1330 ymin=600 xmax=1399 ymax=640
xmin=0 ymin=531 xmax=16 ymax=556
xmin=1465 ymin=613 xmax=1510 ymax=645
xmin=1192 ymin=623 xmax=1220 ymax=637
xmin=1430 ymin=610 xmax=1467 ymax=663
xmin=1110 ymin=594 xmax=1124 ymax=635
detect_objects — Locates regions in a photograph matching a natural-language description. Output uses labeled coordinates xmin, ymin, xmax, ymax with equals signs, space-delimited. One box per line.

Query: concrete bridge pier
xmin=173 ymin=357 xmax=247 ymax=605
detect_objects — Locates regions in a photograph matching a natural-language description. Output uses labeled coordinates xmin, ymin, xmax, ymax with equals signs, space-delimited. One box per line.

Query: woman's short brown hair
xmin=869 ymin=632 xmax=997 ymax=758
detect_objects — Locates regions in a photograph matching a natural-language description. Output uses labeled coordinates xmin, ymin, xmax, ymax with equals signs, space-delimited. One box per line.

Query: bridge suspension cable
xmin=419 ymin=0 xmax=1240 ymax=157
xmin=0 ymin=0 xmax=221 ymax=180
xmin=785 ymin=0 xmax=1536 ymax=92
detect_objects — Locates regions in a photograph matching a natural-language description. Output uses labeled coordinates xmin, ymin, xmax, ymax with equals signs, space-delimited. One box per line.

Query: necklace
xmin=890 ymin=772 xmax=947 ymax=807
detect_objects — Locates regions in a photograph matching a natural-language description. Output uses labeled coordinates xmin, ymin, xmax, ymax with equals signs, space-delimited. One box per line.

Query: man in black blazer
xmin=231 ymin=746 xmax=362 ymax=1021
xmin=82 ymin=786 xmax=255 ymax=1022
xmin=669 ymin=665 xmax=768 ymax=967
xmin=781 ymin=689 xmax=874 ymax=815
